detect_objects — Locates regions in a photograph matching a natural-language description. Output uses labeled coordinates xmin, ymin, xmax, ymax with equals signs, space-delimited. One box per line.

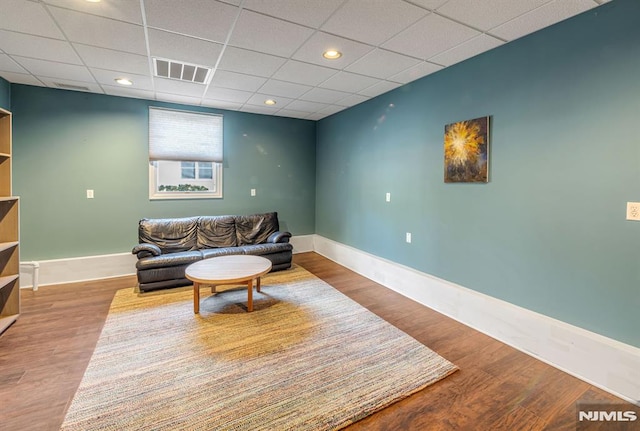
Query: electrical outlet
xmin=86 ymin=189 xmax=94 ymax=199
xmin=406 ymin=232 xmax=412 ymax=243
xmin=385 ymin=192 xmax=391 ymax=202
xmin=627 ymin=202 xmax=640 ymax=221
xmin=251 ymin=189 xmax=256 ymax=197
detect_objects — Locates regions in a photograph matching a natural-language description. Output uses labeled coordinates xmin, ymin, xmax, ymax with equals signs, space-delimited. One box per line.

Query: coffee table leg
xmin=256 ymin=277 xmax=261 ymax=293
xmin=194 ymin=282 xmax=200 ymax=314
xmin=247 ymin=279 xmax=253 ymax=312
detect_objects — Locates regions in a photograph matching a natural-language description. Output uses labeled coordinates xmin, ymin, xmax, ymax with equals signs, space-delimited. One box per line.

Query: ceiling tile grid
xmin=0 ymin=0 xmax=607 ymax=120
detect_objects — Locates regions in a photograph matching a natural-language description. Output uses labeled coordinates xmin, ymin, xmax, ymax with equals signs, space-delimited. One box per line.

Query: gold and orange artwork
xmin=444 ymin=116 xmax=489 ymax=183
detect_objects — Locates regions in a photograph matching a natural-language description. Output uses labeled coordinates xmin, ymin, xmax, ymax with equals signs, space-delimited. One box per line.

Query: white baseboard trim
xmin=313 ymin=235 xmax=640 ymax=405
xmin=20 ymin=252 xmax=137 ymax=289
xmin=18 ymin=235 xmax=316 ymax=289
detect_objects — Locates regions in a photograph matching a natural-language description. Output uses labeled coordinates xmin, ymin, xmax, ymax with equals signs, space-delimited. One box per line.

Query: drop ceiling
xmin=0 ymin=0 xmax=609 ymax=120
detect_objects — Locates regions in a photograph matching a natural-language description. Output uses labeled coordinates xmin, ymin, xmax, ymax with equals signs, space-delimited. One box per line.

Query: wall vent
xmin=153 ymin=58 xmax=212 ymax=84
xmin=54 ymin=83 xmax=90 ymax=91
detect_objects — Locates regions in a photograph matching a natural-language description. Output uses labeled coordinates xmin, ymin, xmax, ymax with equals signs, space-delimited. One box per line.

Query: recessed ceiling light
xmin=115 ymin=78 xmax=133 ymax=86
xmin=86 ymin=0 xmax=101 ymax=3
xmin=264 ymin=99 xmax=276 ymax=106
xmin=323 ymin=49 xmax=342 ymax=60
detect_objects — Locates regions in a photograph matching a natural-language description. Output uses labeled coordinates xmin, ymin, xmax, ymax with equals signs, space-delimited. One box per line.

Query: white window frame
xmin=148 ymin=107 xmax=223 ymax=200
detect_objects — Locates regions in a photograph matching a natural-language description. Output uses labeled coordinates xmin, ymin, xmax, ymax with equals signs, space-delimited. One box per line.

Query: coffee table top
xmin=185 ymin=255 xmax=272 ymax=284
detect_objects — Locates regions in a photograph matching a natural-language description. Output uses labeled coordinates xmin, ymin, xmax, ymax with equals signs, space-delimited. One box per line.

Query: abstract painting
xmin=444 ymin=116 xmax=490 ymax=183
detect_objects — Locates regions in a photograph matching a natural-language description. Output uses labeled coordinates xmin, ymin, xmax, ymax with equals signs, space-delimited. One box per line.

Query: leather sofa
xmin=132 ymin=212 xmax=292 ymax=292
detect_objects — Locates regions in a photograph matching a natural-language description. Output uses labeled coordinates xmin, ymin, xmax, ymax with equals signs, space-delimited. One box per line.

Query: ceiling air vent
xmin=153 ymin=58 xmax=212 ymax=84
xmin=54 ymin=83 xmax=90 ymax=91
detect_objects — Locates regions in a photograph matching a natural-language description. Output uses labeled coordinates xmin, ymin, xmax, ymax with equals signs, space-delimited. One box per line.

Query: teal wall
xmin=316 ymin=0 xmax=640 ymax=347
xmin=0 ymin=77 xmax=9 ymax=110
xmin=11 ymin=85 xmax=316 ymax=261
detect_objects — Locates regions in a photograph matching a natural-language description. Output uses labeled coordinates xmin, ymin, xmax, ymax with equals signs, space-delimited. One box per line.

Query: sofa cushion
xmin=136 ymin=250 xmax=203 ymax=271
xmin=139 ymin=217 xmax=198 ymax=253
xmin=235 ymin=212 xmax=279 ymax=246
xmin=239 ymin=243 xmax=293 ymax=255
xmin=197 ymin=216 xmax=237 ymax=248
xmin=200 ymin=247 xmax=243 ymax=259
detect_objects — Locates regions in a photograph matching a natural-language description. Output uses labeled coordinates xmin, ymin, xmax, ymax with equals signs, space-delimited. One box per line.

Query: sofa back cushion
xmin=235 ymin=212 xmax=279 ymax=245
xmin=197 ymin=215 xmax=237 ymax=248
xmin=138 ymin=217 xmax=198 ymax=253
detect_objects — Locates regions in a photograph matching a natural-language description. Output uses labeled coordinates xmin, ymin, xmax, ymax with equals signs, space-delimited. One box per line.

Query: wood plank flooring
xmin=0 ymin=252 xmax=633 ymax=430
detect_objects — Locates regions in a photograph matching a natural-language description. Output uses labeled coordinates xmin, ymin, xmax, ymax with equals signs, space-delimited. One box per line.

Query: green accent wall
xmin=0 ymin=77 xmax=10 ymax=110
xmin=316 ymin=0 xmax=640 ymax=347
xmin=11 ymin=85 xmax=316 ymax=261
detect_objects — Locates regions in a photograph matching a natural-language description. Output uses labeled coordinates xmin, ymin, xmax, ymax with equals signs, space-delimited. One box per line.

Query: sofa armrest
xmin=267 ymin=231 xmax=292 ymax=244
xmin=132 ymin=243 xmax=162 ymax=259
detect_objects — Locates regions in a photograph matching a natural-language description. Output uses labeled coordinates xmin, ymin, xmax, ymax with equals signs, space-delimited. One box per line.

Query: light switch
xmin=386 ymin=192 xmax=391 ymax=202
xmin=86 ymin=189 xmax=94 ymax=199
xmin=251 ymin=189 xmax=256 ymax=197
xmin=406 ymin=232 xmax=412 ymax=243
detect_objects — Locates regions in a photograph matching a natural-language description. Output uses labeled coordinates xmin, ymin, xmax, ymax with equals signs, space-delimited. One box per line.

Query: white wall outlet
xmin=626 ymin=202 xmax=640 ymax=221
xmin=386 ymin=192 xmax=391 ymax=202
xmin=250 ymin=188 xmax=256 ymax=197
xmin=406 ymin=232 xmax=412 ymax=243
xmin=86 ymin=189 xmax=94 ymax=199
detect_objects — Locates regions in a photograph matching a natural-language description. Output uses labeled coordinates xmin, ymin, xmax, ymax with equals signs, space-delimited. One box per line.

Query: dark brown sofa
xmin=132 ymin=212 xmax=292 ymax=292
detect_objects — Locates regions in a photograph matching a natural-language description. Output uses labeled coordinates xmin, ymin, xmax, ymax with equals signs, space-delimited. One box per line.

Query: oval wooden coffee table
xmin=186 ymin=255 xmax=272 ymax=314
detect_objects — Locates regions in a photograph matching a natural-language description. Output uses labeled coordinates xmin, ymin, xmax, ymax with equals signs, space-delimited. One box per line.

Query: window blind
xmin=149 ymin=107 xmax=223 ymax=162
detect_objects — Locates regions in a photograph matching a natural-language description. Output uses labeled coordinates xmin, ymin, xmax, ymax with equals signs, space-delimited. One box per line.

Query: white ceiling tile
xmin=274 ymin=109 xmax=313 ymax=120
xmin=436 ymin=0 xmax=549 ymax=32
xmin=321 ymin=0 xmax=428 ymax=46
xmin=272 ymin=60 xmax=337 ymax=86
xmin=240 ymin=104 xmax=282 ymax=115
xmin=292 ymin=32 xmax=374 ymax=70
xmin=382 ymin=14 xmax=480 ymax=60
xmin=209 ymin=70 xmax=267 ymax=92
xmin=40 ymin=78 xmax=104 ymax=93
xmin=0 ymin=54 xmax=28 ymax=74
xmin=103 ymin=85 xmax=155 ymax=100
xmin=148 ymin=29 xmax=223 ymax=68
xmin=229 ymin=10 xmax=314 ymax=57
xmin=74 ymin=44 xmax=149 ymax=75
xmin=205 ymin=86 xmax=254 ymax=103
xmin=0 ymin=71 xmax=43 ymax=86
xmin=388 ymin=61 xmax=442 ymax=84
xmin=12 ymin=57 xmax=95 ymax=82
xmin=145 ymin=0 xmax=239 ymax=43
xmin=49 ymin=7 xmax=147 ymax=55
xmin=257 ymin=79 xmax=312 ymax=99
xmin=246 ymin=93 xmax=293 ymax=107
xmin=90 ymin=68 xmax=153 ymax=90
xmin=243 ymin=0 xmax=344 ymax=28
xmin=0 ymin=30 xmax=82 ymax=64
xmin=285 ymin=100 xmax=328 ymax=113
xmin=406 ymin=0 xmax=450 ymax=10
xmin=346 ymin=49 xmax=422 ymax=79
xmin=316 ymin=105 xmax=348 ymax=116
xmin=201 ymin=99 xmax=243 ymax=110
xmin=0 ymin=0 xmax=65 ymax=38
xmin=43 ymin=0 xmax=143 ymax=24
xmin=300 ymin=87 xmax=351 ymax=104
xmin=429 ymin=34 xmax=504 ymax=66
xmin=156 ymin=92 xmax=203 ymax=106
xmin=319 ymin=71 xmax=380 ymax=93
xmin=335 ymin=93 xmax=370 ymax=107
xmin=359 ymin=80 xmax=402 ymax=97
xmin=216 ymin=46 xmax=287 ymax=78
xmin=154 ymin=78 xmax=207 ymax=97
xmin=489 ymin=0 xmax=596 ymax=41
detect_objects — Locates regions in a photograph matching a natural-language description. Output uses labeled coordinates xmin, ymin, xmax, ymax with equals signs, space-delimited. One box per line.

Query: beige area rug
xmin=60 ymin=265 xmax=458 ymax=431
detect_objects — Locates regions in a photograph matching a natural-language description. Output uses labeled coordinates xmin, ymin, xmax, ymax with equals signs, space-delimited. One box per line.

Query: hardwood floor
xmin=0 ymin=252 xmax=632 ymax=430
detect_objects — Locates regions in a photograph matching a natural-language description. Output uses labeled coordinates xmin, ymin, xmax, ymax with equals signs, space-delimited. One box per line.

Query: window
xmin=148 ymin=107 xmax=223 ymax=199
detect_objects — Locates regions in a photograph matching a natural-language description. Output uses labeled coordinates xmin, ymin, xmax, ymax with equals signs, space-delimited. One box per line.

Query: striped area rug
xmin=60 ymin=265 xmax=458 ymax=431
